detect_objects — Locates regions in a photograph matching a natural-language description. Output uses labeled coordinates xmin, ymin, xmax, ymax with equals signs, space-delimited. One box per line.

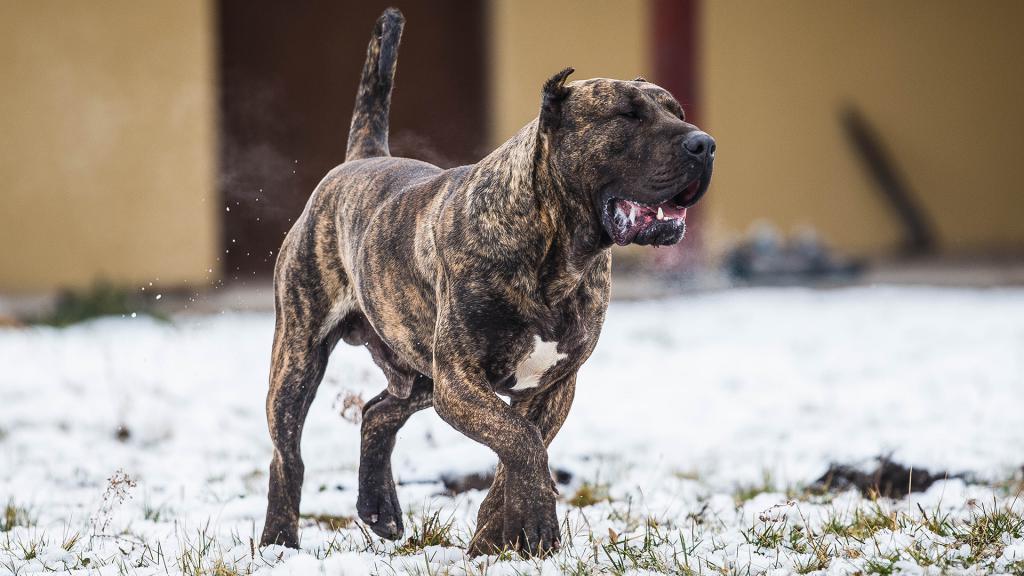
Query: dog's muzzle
xmin=604 ymin=131 xmax=715 ymax=246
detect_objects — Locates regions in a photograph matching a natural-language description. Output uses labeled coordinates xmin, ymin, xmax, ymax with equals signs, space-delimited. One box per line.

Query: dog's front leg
xmin=432 ymin=313 xmax=560 ymax=556
xmin=468 ymin=373 xmax=576 ymax=556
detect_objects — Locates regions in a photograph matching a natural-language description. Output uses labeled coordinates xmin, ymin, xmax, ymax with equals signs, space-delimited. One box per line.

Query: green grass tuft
xmin=301 ymin=512 xmax=354 ymax=531
xmin=394 ymin=510 xmax=457 ymax=554
xmin=1 ymin=502 xmax=34 ymax=532
xmin=951 ymin=498 xmax=1024 ymax=565
xmin=32 ymin=280 xmax=168 ymax=327
xmin=569 ymin=482 xmax=610 ymax=508
xmin=600 ymin=520 xmax=674 ymax=574
xmin=734 ymin=470 xmax=781 ymax=504
xmin=864 ymin=554 xmax=900 ymax=575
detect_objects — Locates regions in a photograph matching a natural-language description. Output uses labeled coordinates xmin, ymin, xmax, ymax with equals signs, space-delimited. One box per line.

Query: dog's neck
xmin=464 ymin=120 xmax=609 ymax=302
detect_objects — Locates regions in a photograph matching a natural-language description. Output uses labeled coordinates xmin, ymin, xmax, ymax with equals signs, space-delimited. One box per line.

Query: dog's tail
xmin=345 ymin=8 xmax=405 ymax=161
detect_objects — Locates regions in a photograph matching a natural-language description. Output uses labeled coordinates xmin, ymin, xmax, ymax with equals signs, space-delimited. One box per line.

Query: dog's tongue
xmin=611 ymin=199 xmax=686 ymax=245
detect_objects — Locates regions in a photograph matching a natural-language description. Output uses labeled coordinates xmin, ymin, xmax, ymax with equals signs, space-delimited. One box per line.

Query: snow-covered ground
xmin=2 ymin=286 xmax=1023 ymax=575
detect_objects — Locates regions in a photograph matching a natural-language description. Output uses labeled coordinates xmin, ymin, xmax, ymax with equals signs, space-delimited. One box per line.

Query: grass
xmin=863 ymin=554 xmax=900 ymax=575
xmin=175 ymin=525 xmax=239 ymax=576
xmin=741 ymin=502 xmax=836 ymax=574
xmin=569 ymin=481 xmax=610 ymax=508
xmin=300 ymin=512 xmax=353 ymax=531
xmin=746 ymin=489 xmax=1024 ymax=574
xmin=31 ymin=280 xmax=168 ymax=327
xmin=742 ymin=515 xmax=786 ymax=549
xmin=142 ymin=497 xmax=171 ymax=523
xmin=821 ymin=499 xmax=900 ymax=540
xmin=732 ymin=468 xmax=808 ymax=505
xmin=600 ymin=519 xmax=680 ymax=574
xmin=393 ymin=510 xmax=458 ymax=555
xmin=2 ymin=483 xmax=1024 ymax=575
xmin=915 ymin=501 xmax=954 ymax=537
xmin=951 ymin=497 xmax=1024 ymax=566
xmin=733 ymin=470 xmax=781 ymax=505
xmin=1 ymin=502 xmax=33 ymax=532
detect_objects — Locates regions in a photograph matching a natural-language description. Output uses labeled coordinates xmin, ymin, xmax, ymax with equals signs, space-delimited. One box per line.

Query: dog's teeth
xmin=614 ymin=205 xmax=630 ymax=229
xmin=657 ymin=207 xmax=664 ymax=220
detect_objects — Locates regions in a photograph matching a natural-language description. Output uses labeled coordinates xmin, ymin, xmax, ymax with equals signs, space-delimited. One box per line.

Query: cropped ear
xmin=539 ymin=67 xmax=574 ymax=133
xmin=633 ymin=76 xmax=648 ymax=82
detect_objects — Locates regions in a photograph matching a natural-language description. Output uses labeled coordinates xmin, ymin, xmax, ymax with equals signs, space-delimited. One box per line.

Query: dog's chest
xmin=509 ymin=335 xmax=568 ymax=391
xmin=491 ymin=331 xmax=576 ymax=395
xmin=491 ymin=296 xmax=608 ymax=395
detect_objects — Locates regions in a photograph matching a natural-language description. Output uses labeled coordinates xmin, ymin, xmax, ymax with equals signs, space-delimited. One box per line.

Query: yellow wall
xmin=703 ymin=1 xmax=1024 ymax=256
xmin=489 ymin=0 xmax=652 ymax=147
xmin=5 ymin=1 xmax=1019 ymax=294
xmin=0 ymin=1 xmax=218 ymax=292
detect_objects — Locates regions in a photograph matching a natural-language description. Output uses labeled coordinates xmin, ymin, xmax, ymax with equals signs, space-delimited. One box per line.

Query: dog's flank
xmin=346 ymin=7 xmax=404 ymax=161
xmin=261 ymin=7 xmax=714 ymax=557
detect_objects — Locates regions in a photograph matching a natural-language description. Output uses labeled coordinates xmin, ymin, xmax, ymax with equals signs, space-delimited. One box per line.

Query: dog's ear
xmin=540 ymin=67 xmax=574 ymax=133
xmin=633 ymin=76 xmax=647 ymax=82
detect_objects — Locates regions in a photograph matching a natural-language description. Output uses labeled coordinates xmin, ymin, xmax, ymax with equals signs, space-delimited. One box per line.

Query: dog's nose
xmin=683 ymin=131 xmax=715 ymax=161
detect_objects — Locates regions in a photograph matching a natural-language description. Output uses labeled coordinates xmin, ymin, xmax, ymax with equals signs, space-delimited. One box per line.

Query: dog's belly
xmin=356 ymin=284 xmax=436 ymax=377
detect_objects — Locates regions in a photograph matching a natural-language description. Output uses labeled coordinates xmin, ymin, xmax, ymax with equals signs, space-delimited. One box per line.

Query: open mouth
xmin=605 ymin=178 xmax=701 ymax=246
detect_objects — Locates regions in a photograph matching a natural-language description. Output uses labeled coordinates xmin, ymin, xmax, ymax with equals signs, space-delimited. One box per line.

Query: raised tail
xmin=345 ymin=8 xmax=405 ymax=161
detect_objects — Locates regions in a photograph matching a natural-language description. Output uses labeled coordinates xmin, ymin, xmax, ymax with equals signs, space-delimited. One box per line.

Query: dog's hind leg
xmin=260 ymin=235 xmax=348 ymax=548
xmin=261 ymin=320 xmax=333 ymax=547
xmin=356 ymin=375 xmax=433 ymax=539
xmin=260 ymin=307 xmax=341 ymax=548
xmin=468 ymin=373 xmax=577 ymax=556
xmin=331 ymin=308 xmax=430 ymax=539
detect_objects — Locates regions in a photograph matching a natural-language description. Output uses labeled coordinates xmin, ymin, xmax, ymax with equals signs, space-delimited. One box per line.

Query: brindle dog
xmin=260 ymin=8 xmax=715 ymax=556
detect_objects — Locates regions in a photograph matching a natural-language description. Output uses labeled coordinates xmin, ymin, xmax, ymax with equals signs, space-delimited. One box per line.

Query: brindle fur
xmin=261 ymin=8 xmax=714 ymax=556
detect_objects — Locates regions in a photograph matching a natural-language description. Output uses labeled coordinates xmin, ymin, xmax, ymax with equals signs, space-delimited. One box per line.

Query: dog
xmin=260 ymin=8 xmax=715 ymax=556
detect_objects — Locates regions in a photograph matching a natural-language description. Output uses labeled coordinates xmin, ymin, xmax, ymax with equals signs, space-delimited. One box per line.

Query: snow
xmin=1 ymin=286 xmax=1023 ymax=575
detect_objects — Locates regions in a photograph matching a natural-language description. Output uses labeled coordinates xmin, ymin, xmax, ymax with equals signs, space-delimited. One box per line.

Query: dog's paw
xmin=501 ymin=473 xmax=560 ymax=556
xmin=357 ymin=481 xmax=404 ymax=540
xmin=467 ymin=510 xmax=505 ymax=556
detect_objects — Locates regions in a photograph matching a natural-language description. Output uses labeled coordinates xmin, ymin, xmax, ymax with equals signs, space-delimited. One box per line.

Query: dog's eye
xmin=618 ymin=109 xmax=642 ymax=121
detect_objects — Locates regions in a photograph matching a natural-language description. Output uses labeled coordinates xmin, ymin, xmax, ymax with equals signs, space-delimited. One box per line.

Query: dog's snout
xmin=683 ymin=131 xmax=715 ymax=161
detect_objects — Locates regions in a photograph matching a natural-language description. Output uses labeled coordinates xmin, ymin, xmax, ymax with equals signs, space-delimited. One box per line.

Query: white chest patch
xmin=510 ymin=335 xmax=567 ymax=391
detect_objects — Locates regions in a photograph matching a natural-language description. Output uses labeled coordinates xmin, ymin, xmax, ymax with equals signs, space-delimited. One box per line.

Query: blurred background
xmin=2 ymin=0 xmax=1023 ymax=319
xmin=4 ymin=6 xmax=1024 ymax=572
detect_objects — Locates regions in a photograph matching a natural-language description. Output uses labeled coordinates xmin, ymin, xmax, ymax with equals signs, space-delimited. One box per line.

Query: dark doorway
xmin=651 ymin=0 xmax=704 ymax=270
xmin=217 ymin=1 xmax=487 ymax=280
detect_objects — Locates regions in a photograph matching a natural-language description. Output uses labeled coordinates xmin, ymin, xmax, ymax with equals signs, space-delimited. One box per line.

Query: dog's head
xmin=539 ymin=68 xmax=715 ymax=247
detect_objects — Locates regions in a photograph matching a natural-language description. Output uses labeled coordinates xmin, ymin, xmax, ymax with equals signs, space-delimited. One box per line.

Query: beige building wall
xmin=489 ymin=0 xmax=653 ymax=147
xmin=703 ymin=1 xmax=1024 ymax=256
xmin=0 ymin=1 xmax=218 ymax=292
